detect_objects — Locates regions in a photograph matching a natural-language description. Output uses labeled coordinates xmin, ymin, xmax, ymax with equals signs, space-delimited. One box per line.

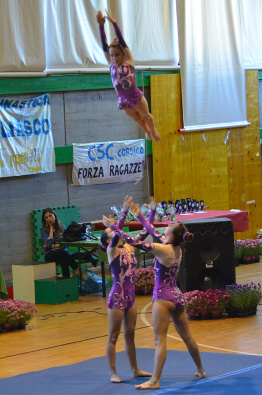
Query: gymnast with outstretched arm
xmin=103 ymin=200 xmax=205 ymax=389
xmin=100 ymin=196 xmax=156 ymax=383
xmin=96 ymin=9 xmax=161 ymax=142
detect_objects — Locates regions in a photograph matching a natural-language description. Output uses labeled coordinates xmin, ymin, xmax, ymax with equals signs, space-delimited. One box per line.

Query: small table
xmin=60 ymin=235 xmax=108 ymax=297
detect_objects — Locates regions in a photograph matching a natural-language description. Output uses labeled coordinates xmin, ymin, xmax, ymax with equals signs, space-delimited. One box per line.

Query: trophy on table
xmin=187 ymin=198 xmax=192 ymax=212
xmin=175 ymin=200 xmax=180 ymax=214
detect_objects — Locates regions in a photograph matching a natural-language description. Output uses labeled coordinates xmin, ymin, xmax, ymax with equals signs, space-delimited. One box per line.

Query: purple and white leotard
xmin=107 ymin=209 xmax=156 ymax=310
xmin=107 ymin=245 xmax=137 ymax=310
xmin=110 ymin=63 xmax=143 ymax=109
xmin=99 ymin=21 xmax=144 ymax=110
xmin=111 ymin=215 xmax=186 ymax=308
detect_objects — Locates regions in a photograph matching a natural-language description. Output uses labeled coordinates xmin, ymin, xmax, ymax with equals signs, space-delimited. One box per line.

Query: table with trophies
xmin=94 ymin=198 xmax=249 ymax=233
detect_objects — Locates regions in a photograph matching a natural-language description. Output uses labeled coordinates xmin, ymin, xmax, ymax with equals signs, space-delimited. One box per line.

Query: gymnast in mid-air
xmin=96 ymin=9 xmax=161 ymax=142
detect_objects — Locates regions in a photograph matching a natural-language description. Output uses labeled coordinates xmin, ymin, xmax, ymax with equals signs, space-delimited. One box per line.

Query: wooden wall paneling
xmin=208 ymin=128 xmax=229 ymax=210
xmin=227 ymin=127 xmax=245 ymax=210
xmin=227 ymin=127 xmax=248 ymax=240
xmin=151 ymin=72 xmax=261 ymax=239
xmin=190 ymin=131 xmax=212 ymax=206
xmin=150 ymin=74 xmax=193 ymax=202
xmin=241 ymin=70 xmax=262 ymax=238
xmin=174 ymin=131 xmax=193 ymax=201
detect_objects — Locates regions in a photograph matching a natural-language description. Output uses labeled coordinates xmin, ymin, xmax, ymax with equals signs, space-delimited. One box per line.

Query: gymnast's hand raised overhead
xmin=96 ymin=10 xmax=161 ymax=142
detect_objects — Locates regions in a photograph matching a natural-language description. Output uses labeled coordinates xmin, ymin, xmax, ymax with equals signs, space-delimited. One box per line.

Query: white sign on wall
xmin=72 ymin=139 xmax=145 ymax=185
xmin=0 ymin=94 xmax=55 ymax=178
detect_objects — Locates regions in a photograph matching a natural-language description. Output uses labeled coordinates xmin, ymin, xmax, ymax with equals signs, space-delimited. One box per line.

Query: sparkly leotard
xmin=99 ymin=21 xmax=143 ymax=110
xmin=110 ymin=63 xmax=143 ymax=110
xmin=107 ymin=209 xmax=156 ymax=310
xmin=107 ymin=246 xmax=137 ymax=309
xmin=152 ymin=259 xmax=186 ymax=306
xmin=111 ymin=215 xmax=186 ymax=308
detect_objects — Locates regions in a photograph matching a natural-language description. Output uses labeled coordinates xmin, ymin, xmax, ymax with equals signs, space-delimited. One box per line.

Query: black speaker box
xmin=179 ymin=218 xmax=236 ymax=292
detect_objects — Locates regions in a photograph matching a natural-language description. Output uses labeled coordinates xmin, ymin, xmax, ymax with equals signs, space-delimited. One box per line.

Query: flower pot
xmin=227 ymin=308 xmax=257 ymax=318
xmin=135 ymin=289 xmax=153 ymax=295
xmin=211 ymin=310 xmax=222 ymax=315
xmin=18 ymin=322 xmax=27 ymax=330
xmin=188 ymin=314 xmax=201 ymax=320
xmin=1 ymin=323 xmax=14 ymax=332
xmin=243 ymin=257 xmax=252 ymax=264
xmin=210 ymin=310 xmax=223 ymax=319
xmin=11 ymin=323 xmax=19 ymax=330
xmin=200 ymin=310 xmax=208 ymax=315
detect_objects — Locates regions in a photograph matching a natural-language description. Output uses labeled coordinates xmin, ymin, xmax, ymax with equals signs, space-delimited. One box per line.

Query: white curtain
xmin=0 ymin=0 xmax=178 ymax=73
xmin=45 ymin=0 xmax=178 ymax=71
xmin=240 ymin=0 xmax=262 ymax=69
xmin=1 ymin=0 xmax=261 ymax=75
xmin=176 ymin=0 xmax=249 ymax=132
xmin=45 ymin=0 xmax=105 ymax=71
xmin=0 ymin=0 xmax=46 ymax=72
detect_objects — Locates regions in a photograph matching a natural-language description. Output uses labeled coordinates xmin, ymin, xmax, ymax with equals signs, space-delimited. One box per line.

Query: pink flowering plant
xmin=135 ymin=266 xmax=155 ymax=294
xmin=234 ymin=239 xmax=262 ymax=260
xmin=184 ymin=289 xmax=229 ymax=316
xmin=0 ymin=299 xmax=37 ymax=328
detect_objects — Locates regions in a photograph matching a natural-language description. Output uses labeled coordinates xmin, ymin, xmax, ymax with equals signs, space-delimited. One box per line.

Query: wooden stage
xmin=1 ymin=261 xmax=261 ymax=379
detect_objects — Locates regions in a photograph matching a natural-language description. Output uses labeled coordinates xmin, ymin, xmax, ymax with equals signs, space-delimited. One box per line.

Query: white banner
xmin=72 ymin=139 xmax=145 ymax=186
xmin=0 ymin=94 xmax=55 ymax=178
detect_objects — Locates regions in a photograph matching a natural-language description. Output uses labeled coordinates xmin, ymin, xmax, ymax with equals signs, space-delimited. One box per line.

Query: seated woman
xmin=41 ymin=208 xmax=89 ymax=280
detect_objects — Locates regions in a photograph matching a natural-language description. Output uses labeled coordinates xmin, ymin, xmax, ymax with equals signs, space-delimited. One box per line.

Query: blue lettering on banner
xmin=97 ymin=144 xmax=105 ymax=160
xmin=86 ymin=142 xmax=144 ymax=162
xmin=88 ymin=143 xmax=114 ymax=162
xmin=0 ymin=94 xmax=50 ymax=110
xmin=1 ymin=118 xmax=50 ymax=138
xmin=117 ymin=145 xmax=144 ymax=158
xmin=106 ymin=143 xmax=114 ymax=160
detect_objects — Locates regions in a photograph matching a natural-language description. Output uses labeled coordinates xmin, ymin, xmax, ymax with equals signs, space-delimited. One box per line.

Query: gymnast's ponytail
xmin=172 ymin=223 xmax=194 ymax=246
xmin=100 ymin=230 xmax=109 ymax=251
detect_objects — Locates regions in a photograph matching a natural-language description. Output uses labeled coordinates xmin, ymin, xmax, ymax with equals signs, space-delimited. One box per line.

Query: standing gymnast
xmin=103 ymin=201 xmax=205 ymax=389
xmin=100 ymin=196 xmax=156 ymax=383
xmin=96 ymin=10 xmax=161 ymax=142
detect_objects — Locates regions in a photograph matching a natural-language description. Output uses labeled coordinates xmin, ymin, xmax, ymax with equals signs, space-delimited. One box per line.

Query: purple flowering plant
xmin=135 ymin=266 xmax=155 ymax=294
xmin=225 ymin=283 xmax=262 ymax=312
xmin=0 ymin=299 xmax=37 ymax=327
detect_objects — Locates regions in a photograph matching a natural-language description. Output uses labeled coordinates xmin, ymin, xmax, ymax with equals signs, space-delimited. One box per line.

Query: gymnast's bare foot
xmin=135 ymin=378 xmax=160 ymax=390
xmin=151 ymin=128 xmax=161 ymax=142
xmin=110 ymin=372 xmax=121 ymax=383
xmin=195 ymin=368 xmax=206 ymax=378
xmin=132 ymin=369 xmax=152 ymax=378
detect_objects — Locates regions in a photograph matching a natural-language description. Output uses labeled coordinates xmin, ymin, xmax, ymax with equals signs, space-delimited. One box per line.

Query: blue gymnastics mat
xmin=1 ymin=349 xmax=262 ymax=395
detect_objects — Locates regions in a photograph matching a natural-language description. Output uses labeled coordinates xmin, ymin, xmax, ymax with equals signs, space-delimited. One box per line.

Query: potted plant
xmin=184 ymin=289 xmax=229 ymax=319
xmin=234 ymin=242 xmax=244 ymax=266
xmin=225 ymin=282 xmax=262 ymax=317
xmin=183 ymin=290 xmax=202 ymax=317
xmin=135 ymin=266 xmax=155 ymax=295
xmin=234 ymin=239 xmax=262 ymax=264
xmin=0 ymin=299 xmax=37 ymax=332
